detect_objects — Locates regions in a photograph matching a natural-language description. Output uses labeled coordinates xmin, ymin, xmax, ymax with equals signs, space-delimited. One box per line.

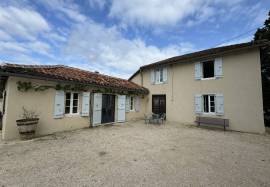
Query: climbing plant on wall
xmin=16 ymin=81 xmax=140 ymax=95
xmin=17 ymin=81 xmax=89 ymax=92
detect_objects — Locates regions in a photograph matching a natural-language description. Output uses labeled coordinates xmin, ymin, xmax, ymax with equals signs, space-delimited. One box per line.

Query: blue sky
xmin=0 ymin=0 xmax=269 ymax=78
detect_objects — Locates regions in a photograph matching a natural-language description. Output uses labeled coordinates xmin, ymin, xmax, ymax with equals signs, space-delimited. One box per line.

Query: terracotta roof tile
xmin=0 ymin=63 xmax=148 ymax=94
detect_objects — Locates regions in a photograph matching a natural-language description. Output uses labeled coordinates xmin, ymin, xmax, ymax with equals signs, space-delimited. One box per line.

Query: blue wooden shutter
xmin=135 ymin=96 xmax=140 ymax=112
xmin=81 ymin=92 xmax=90 ymax=117
xmin=216 ymin=94 xmax=224 ymax=115
xmin=54 ymin=90 xmax=65 ymax=119
xmin=163 ymin=67 xmax=168 ymax=83
xmin=93 ymin=93 xmax=102 ymax=126
xmin=195 ymin=95 xmax=202 ymax=114
xmin=126 ymin=96 xmax=130 ymax=112
xmin=151 ymin=70 xmax=155 ymax=84
xmin=195 ymin=62 xmax=202 ymax=80
xmin=214 ymin=57 xmax=223 ymax=77
xmin=117 ymin=95 xmax=126 ymax=122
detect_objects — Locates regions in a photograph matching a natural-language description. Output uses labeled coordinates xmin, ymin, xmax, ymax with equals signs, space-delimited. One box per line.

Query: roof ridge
xmin=63 ymin=65 xmax=130 ymax=82
xmin=1 ymin=62 xmax=65 ymax=69
xmin=1 ymin=62 xmax=132 ymax=82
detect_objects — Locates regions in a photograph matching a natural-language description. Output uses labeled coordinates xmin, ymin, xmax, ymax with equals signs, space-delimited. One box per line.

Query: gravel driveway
xmin=0 ymin=121 xmax=270 ymax=187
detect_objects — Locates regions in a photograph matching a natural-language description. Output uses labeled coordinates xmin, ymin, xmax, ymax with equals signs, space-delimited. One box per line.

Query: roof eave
xmin=133 ymin=41 xmax=269 ymax=74
xmin=0 ymin=71 xmax=149 ymax=95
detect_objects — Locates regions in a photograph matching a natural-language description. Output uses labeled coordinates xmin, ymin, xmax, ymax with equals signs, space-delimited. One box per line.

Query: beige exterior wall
xmin=1 ymin=77 xmax=146 ymax=140
xmin=125 ymin=96 xmax=146 ymax=121
xmin=2 ymin=77 xmax=90 ymax=140
xmin=131 ymin=48 xmax=265 ymax=133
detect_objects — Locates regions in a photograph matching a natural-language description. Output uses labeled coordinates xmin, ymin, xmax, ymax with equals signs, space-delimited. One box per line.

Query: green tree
xmin=254 ymin=11 xmax=270 ymax=118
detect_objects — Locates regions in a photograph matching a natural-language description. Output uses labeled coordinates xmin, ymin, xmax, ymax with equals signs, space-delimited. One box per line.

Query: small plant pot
xmin=16 ymin=118 xmax=39 ymax=139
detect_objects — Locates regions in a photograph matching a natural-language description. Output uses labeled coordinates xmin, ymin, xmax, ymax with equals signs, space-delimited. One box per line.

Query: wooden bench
xmin=195 ymin=116 xmax=229 ymax=131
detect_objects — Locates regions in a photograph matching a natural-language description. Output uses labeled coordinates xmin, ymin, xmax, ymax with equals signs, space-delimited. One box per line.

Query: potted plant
xmin=16 ymin=107 xmax=39 ymax=139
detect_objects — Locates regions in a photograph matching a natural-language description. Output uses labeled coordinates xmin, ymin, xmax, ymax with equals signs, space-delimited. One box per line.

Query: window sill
xmin=200 ymin=77 xmax=216 ymax=80
xmin=199 ymin=113 xmax=224 ymax=116
xmin=201 ymin=112 xmax=216 ymax=116
xmin=65 ymin=113 xmax=80 ymax=117
xmin=154 ymin=82 xmax=166 ymax=85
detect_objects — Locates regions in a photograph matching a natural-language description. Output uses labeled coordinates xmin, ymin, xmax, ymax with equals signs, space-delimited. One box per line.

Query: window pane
xmin=66 ymin=92 xmax=71 ymax=99
xmin=130 ymin=97 xmax=133 ymax=110
xmin=160 ymin=68 xmax=163 ymax=82
xmin=155 ymin=69 xmax=160 ymax=83
xmin=210 ymin=95 xmax=215 ymax=102
xmin=65 ymin=107 xmax=70 ymax=114
xmin=65 ymin=92 xmax=71 ymax=113
xmin=210 ymin=96 xmax=215 ymax=112
xmin=72 ymin=107 xmax=78 ymax=113
xmin=73 ymin=93 xmax=78 ymax=100
xmin=65 ymin=99 xmax=70 ymax=107
xmin=73 ymin=99 xmax=78 ymax=107
xmin=203 ymin=61 xmax=214 ymax=78
xmin=203 ymin=95 xmax=209 ymax=113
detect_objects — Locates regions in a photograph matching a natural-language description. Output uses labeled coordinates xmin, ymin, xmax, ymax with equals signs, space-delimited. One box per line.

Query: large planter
xmin=16 ymin=118 xmax=39 ymax=139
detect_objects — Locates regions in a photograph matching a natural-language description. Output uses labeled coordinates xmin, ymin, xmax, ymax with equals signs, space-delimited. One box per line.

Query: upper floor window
xmin=151 ymin=67 xmax=167 ymax=84
xmin=155 ymin=68 xmax=164 ymax=83
xmin=202 ymin=60 xmax=214 ymax=78
xmin=195 ymin=58 xmax=223 ymax=80
xmin=65 ymin=92 xmax=79 ymax=114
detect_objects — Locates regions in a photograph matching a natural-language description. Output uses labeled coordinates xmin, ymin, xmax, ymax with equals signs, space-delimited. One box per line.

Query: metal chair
xmin=144 ymin=114 xmax=151 ymax=124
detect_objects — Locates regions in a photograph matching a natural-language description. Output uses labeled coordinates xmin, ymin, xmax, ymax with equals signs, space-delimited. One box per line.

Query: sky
xmin=0 ymin=0 xmax=269 ymax=79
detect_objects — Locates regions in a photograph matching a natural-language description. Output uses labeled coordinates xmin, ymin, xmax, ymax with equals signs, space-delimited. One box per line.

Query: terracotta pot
xmin=16 ymin=118 xmax=39 ymax=139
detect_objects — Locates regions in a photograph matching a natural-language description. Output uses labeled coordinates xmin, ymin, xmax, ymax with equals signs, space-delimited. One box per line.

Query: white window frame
xmin=155 ymin=67 xmax=164 ymax=84
xmin=130 ymin=96 xmax=135 ymax=111
xmin=65 ymin=92 xmax=80 ymax=116
xmin=203 ymin=94 xmax=216 ymax=115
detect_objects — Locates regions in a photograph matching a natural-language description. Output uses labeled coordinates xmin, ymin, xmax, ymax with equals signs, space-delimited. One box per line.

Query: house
xmin=0 ymin=64 xmax=148 ymax=140
xmin=0 ymin=41 xmax=267 ymax=140
xmin=129 ymin=41 xmax=267 ymax=133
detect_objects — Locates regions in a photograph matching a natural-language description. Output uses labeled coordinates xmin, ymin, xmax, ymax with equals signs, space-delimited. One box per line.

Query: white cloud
xmin=0 ymin=6 xmax=50 ymax=40
xmin=0 ymin=41 xmax=28 ymax=52
xmin=0 ymin=39 xmax=52 ymax=57
xmin=40 ymin=0 xmax=86 ymax=23
xmin=108 ymin=0 xmax=244 ymax=27
xmin=88 ymin=0 xmax=106 ymax=9
xmin=217 ymin=35 xmax=253 ymax=47
xmin=0 ymin=4 xmax=65 ymax=60
xmin=27 ymin=41 xmax=52 ymax=56
xmin=0 ymin=30 xmax=12 ymax=41
xmin=65 ymin=20 xmax=195 ymax=78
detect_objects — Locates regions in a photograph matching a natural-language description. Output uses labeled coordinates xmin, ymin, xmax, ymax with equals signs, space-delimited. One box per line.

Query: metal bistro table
xmin=144 ymin=113 xmax=166 ymax=125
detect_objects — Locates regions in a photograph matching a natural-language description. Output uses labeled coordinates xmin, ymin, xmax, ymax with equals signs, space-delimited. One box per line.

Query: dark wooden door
xmin=152 ymin=95 xmax=166 ymax=116
xmin=101 ymin=94 xmax=115 ymax=123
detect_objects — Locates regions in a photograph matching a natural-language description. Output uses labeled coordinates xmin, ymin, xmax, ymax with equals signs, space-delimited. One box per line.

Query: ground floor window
xmin=65 ymin=92 xmax=79 ymax=114
xmin=203 ymin=95 xmax=215 ymax=113
xmin=130 ymin=97 xmax=135 ymax=111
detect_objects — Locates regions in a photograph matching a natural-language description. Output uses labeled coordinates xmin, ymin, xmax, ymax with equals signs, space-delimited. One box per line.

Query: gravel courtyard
xmin=0 ymin=121 xmax=270 ymax=187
